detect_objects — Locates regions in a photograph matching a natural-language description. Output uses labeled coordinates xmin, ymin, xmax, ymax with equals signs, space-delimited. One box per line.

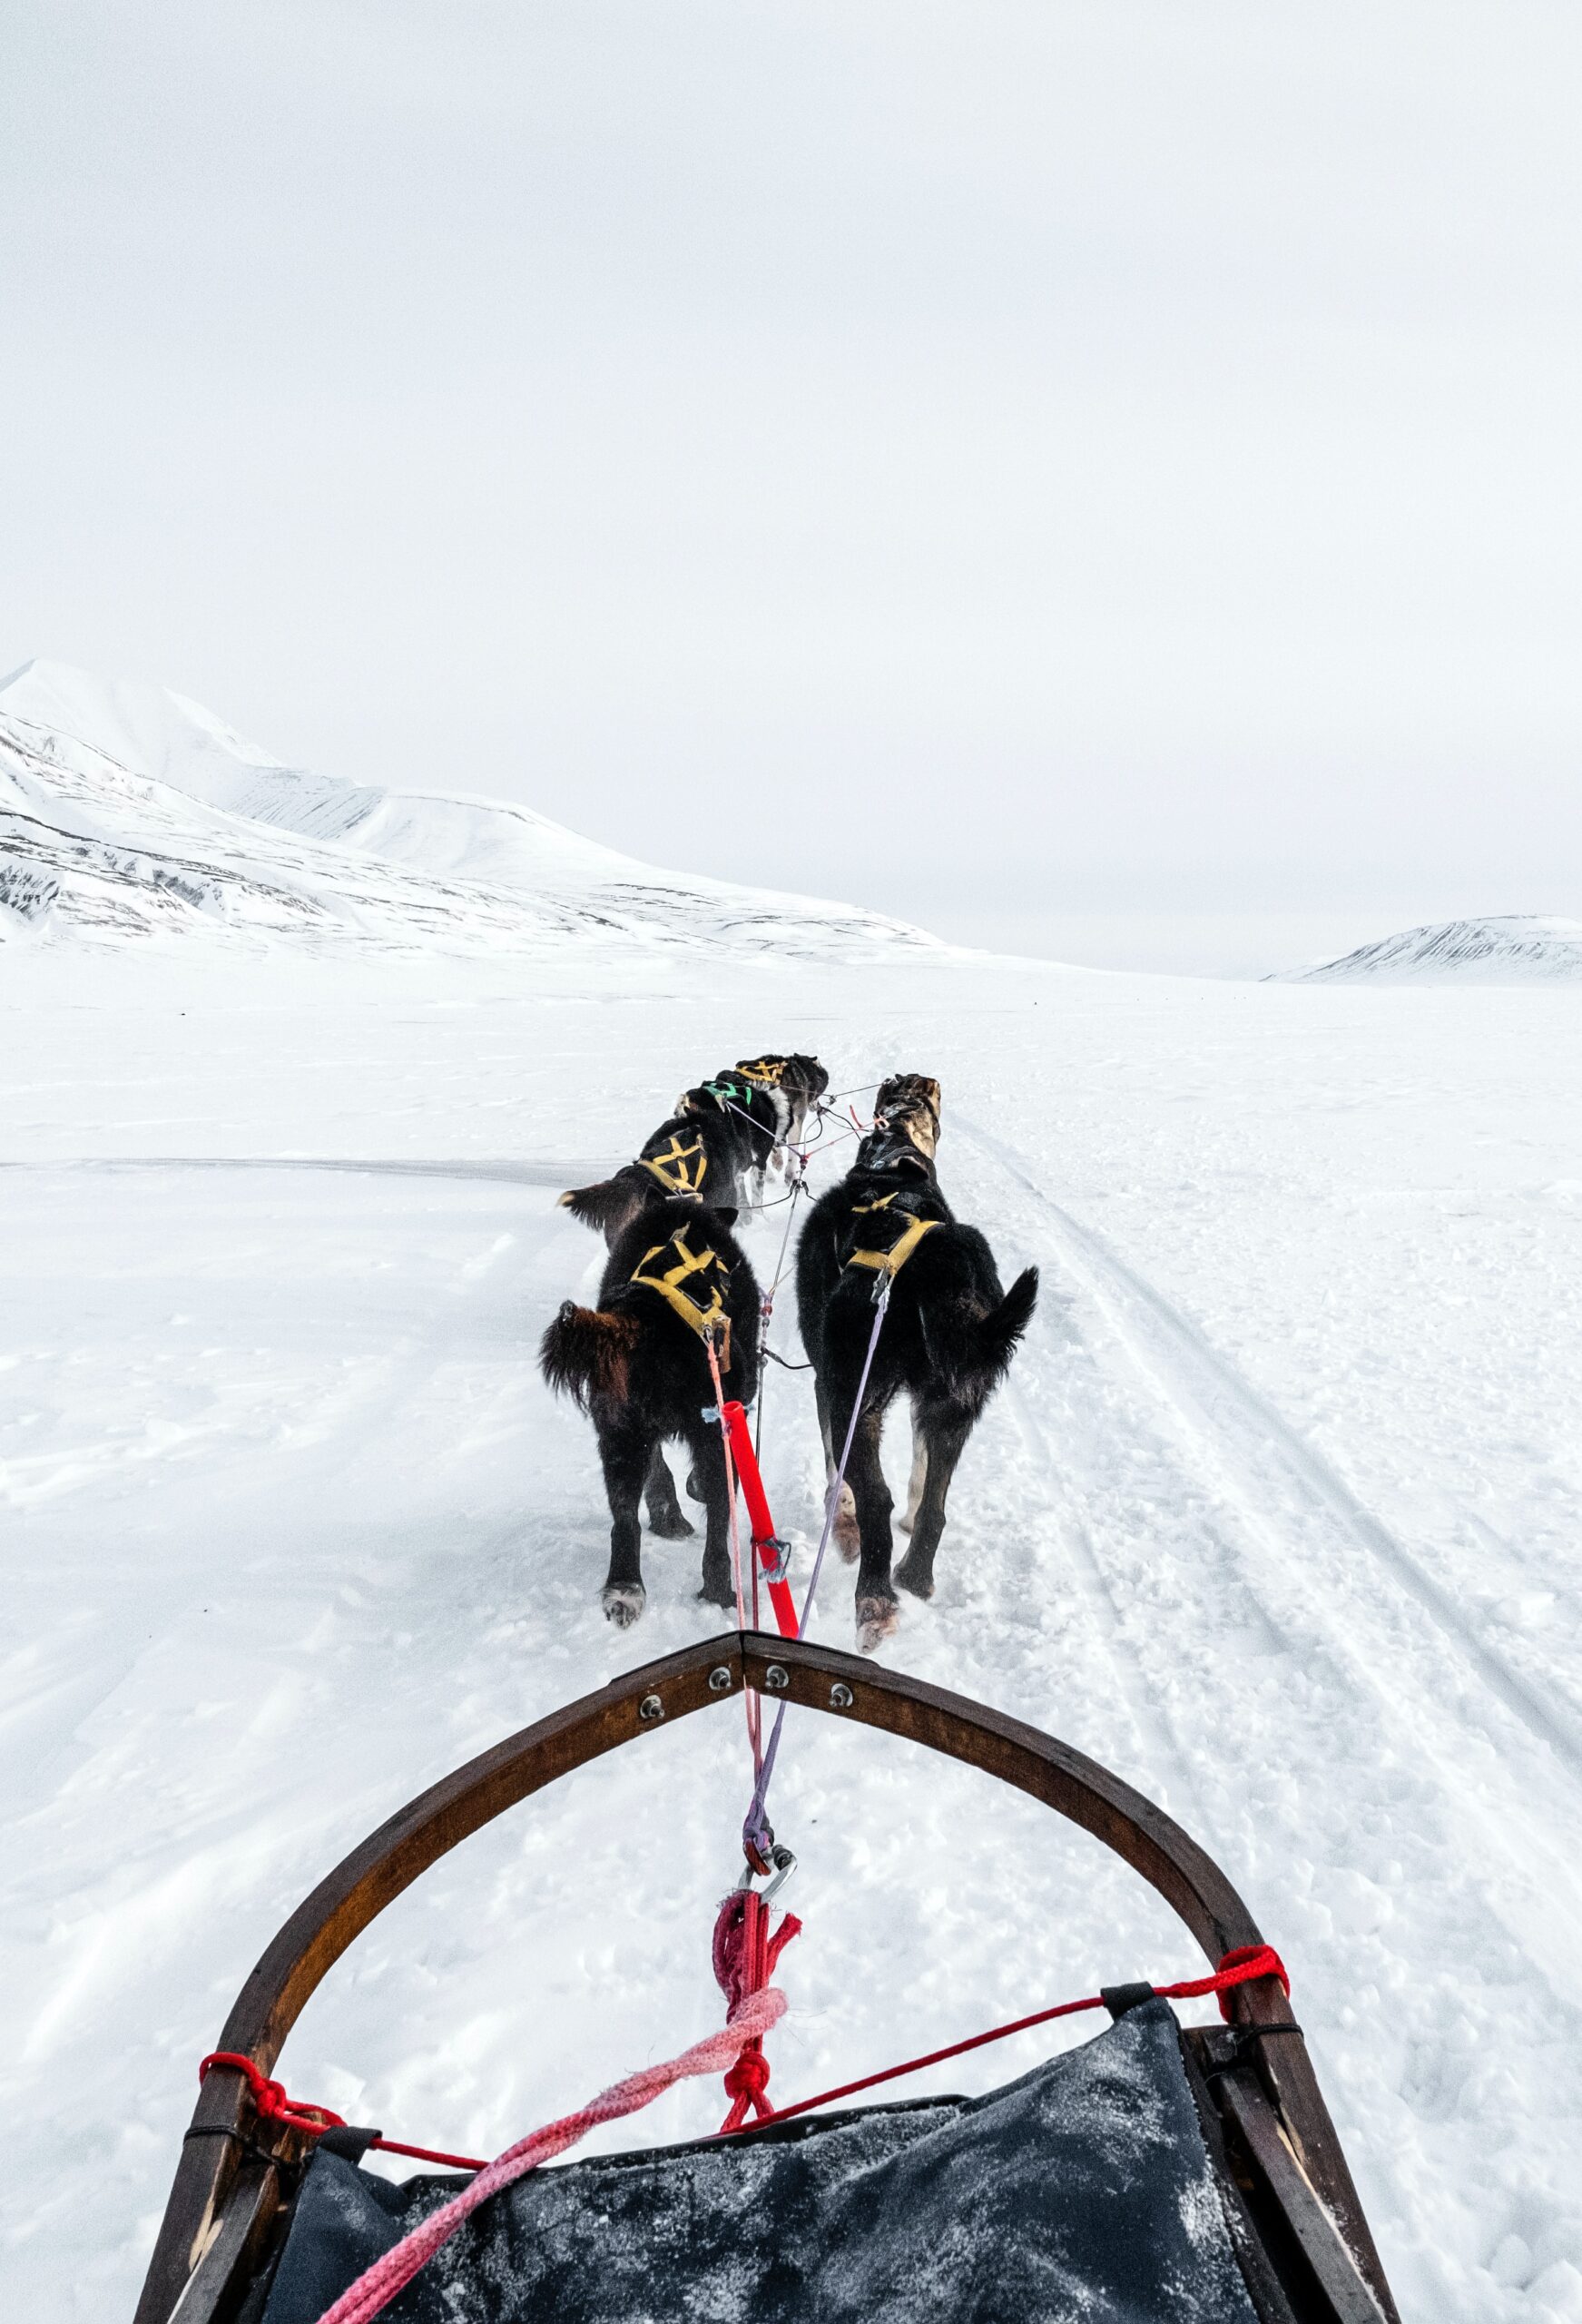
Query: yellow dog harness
xmin=845 ymin=1192 xmax=940 ymax=1281
xmin=631 ymin=1229 xmax=733 ymax=1365
xmin=638 ymin=1133 xmax=709 ymax=1197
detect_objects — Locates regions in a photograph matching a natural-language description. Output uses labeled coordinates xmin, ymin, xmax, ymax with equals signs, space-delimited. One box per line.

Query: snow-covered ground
xmin=5 ymin=939 xmax=1582 ymax=2322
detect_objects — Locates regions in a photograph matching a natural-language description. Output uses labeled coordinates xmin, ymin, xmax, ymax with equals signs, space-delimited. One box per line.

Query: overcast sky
xmin=5 ymin=2 xmax=1580 ymax=964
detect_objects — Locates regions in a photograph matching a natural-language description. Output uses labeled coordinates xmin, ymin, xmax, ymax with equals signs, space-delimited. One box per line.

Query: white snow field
xmin=5 ymin=940 xmax=1582 ymax=2319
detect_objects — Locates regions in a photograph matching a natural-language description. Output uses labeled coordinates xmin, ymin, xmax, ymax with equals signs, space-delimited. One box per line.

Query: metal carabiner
xmin=736 ymin=1841 xmax=797 ymax=1907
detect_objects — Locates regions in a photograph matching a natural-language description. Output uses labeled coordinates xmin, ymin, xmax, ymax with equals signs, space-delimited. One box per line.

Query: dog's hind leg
xmin=684 ymin=1419 xmax=737 ymax=1611
xmin=899 ymin=1399 xmax=928 ymax=1537
xmin=815 ymin=1374 xmax=860 ymax=1560
xmin=895 ymin=1406 xmax=970 ymax=1602
xmin=643 ymin=1446 xmax=693 ymax=1539
xmin=596 ymin=1417 xmax=653 ymax=1628
xmin=833 ymin=1393 xmax=899 ymax=1650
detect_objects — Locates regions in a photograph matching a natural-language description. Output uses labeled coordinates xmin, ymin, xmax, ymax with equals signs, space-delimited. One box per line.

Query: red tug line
xmin=721 ymin=1398 xmax=799 ymax=1639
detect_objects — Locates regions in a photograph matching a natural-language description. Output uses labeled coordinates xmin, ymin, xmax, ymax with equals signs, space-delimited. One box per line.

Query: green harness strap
xmin=696 ymin=1076 xmax=758 ymax=1112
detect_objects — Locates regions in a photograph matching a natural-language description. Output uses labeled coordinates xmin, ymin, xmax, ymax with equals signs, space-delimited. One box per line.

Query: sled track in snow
xmin=0 ymin=1155 xmax=615 ymax=1189
xmin=998 ymin=1365 xmax=1209 ymax=1828
xmin=957 ymin=1117 xmax=1582 ymax=1787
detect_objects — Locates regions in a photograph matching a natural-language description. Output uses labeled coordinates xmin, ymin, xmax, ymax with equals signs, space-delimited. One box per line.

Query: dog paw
xmin=646 ymin=1507 xmax=695 ymax=1540
xmin=894 ymin=1552 xmax=934 ymax=1600
xmin=855 ymin=1593 xmax=900 ymax=1653
xmin=601 ymin=1584 xmax=647 ymax=1629
xmin=697 ymin=1572 xmax=736 ymax=1610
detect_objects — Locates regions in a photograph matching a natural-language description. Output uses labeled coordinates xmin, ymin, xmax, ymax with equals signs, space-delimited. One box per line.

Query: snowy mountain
xmin=0 ymin=658 xmax=938 ymax=959
xmin=1275 ymin=914 xmax=1582 ymax=984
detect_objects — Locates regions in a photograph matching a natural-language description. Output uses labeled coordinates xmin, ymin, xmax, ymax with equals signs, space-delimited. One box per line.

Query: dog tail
xmin=558 ymin=1174 xmax=641 ymax=1239
xmin=971 ymin=1266 xmax=1039 ymax=1384
xmin=539 ymin=1302 xmax=643 ymax=1411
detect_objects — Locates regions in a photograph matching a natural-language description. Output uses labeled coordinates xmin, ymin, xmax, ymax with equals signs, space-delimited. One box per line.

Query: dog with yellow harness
xmin=540 ymin=1196 xmax=762 ymax=1626
xmin=708 ymin=1052 xmax=830 ymax=1197
xmin=794 ymin=1074 xmax=1037 ymax=1649
xmin=557 ymin=1054 xmax=830 ymax=1248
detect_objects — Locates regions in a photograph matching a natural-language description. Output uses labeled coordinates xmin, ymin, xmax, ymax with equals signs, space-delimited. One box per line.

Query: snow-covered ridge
xmin=1274 ymin=915 xmax=1582 ymax=984
xmin=0 ymin=658 xmax=938 ymax=959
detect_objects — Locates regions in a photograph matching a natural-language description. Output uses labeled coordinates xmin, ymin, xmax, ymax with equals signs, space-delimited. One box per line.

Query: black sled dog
xmin=559 ymin=1054 xmax=830 ymax=1247
xmin=540 ymin=1196 xmax=762 ymax=1626
xmin=724 ymin=1053 xmax=831 ymax=1192
xmin=795 ymin=1074 xmax=1037 ymax=1650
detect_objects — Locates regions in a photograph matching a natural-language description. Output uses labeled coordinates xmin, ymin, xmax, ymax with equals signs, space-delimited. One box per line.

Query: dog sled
xmin=135 ymin=1632 xmax=1400 ymax=2324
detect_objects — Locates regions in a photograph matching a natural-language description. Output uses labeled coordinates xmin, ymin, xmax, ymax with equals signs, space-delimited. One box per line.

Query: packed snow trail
xmin=963 ymin=1117 xmax=1582 ymax=1775
xmin=946 ymin=1118 xmax=1582 ymax=2277
xmin=4 ymin=949 xmax=1581 ymax=2322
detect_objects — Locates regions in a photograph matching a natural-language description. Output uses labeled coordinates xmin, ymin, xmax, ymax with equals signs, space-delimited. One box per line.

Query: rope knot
xmin=722 ymin=2047 xmax=772 ymax=2110
xmin=1213 ymin=1945 xmax=1289 ymax=2022
xmin=198 ymin=2050 xmax=346 ymax=2135
xmin=712 ymin=1891 xmax=801 ymax=2131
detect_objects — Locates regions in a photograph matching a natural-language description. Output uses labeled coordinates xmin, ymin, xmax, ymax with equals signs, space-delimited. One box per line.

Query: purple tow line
xmin=742 ymin=1277 xmax=891 ymax=1864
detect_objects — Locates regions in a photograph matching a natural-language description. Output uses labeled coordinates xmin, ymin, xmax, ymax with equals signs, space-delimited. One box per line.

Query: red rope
xmin=197 ymin=2053 xmax=487 ymax=2173
xmin=311 ymin=1989 xmax=787 ymax=2324
xmin=703 ymin=1337 xmax=762 ymax=1768
xmin=718 ymin=1943 xmax=1290 ymax=2134
xmin=712 ymin=1889 xmax=802 ymax=2130
xmin=197 ymin=1945 xmax=1287 ymax=2180
xmin=720 ymin=1400 xmax=799 ymax=1640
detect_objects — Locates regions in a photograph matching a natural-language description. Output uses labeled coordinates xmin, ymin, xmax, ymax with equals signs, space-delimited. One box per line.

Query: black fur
xmin=729 ymin=1053 xmax=832 ymax=1179
xmin=560 ymin=1055 xmax=829 ymax=1245
xmin=870 ymin=1070 xmax=941 ymax=1158
xmin=539 ymin=1197 xmax=762 ymax=1626
xmin=795 ymin=1107 xmax=1037 ymax=1649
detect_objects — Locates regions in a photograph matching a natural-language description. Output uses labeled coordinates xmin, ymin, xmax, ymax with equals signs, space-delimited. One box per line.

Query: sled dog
xmin=559 ymin=1054 xmax=830 ymax=1245
xmin=795 ymin=1075 xmax=1037 ymax=1649
xmin=540 ymin=1196 xmax=762 ymax=1626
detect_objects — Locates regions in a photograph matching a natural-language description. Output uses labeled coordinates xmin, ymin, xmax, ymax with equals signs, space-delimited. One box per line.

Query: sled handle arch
xmin=136 ymin=1630 xmax=1394 ymax=2324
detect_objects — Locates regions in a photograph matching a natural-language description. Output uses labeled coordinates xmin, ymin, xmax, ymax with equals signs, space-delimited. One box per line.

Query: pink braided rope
xmin=312 ymin=1987 xmax=787 ymax=2324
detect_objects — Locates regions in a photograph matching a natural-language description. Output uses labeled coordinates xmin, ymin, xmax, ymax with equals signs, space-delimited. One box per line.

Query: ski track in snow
xmin=968 ymin=1119 xmax=1582 ymax=1780
xmin=945 ymin=1113 xmax=1582 ymax=2322
xmin=0 ymin=1155 xmax=614 ymax=1190
xmin=958 ymin=1111 xmax=1582 ymax=1965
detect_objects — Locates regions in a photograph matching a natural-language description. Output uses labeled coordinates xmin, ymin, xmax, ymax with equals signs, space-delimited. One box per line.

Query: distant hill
xmin=1273 ymin=916 xmax=1582 ymax=984
xmin=0 ymin=658 xmax=938 ymax=960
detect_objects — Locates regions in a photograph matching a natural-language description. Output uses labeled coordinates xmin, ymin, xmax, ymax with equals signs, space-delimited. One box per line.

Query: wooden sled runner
xmin=135 ymin=1633 xmax=1400 ymax=2324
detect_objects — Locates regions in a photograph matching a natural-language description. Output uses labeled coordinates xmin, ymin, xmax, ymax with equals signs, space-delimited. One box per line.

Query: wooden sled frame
xmin=135 ymin=1632 xmax=1400 ymax=2324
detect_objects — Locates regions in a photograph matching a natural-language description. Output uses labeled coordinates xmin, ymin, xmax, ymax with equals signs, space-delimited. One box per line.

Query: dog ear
xmin=707 ymin=1204 xmax=740 ymax=1227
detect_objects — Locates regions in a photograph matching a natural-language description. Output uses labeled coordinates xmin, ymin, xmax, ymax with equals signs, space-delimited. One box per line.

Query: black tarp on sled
xmin=264 ymin=2002 xmax=1256 ymax=2324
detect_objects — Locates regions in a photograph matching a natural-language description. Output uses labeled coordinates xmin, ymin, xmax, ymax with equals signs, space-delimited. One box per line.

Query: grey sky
xmin=5 ymin=2 xmax=1580 ymax=961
